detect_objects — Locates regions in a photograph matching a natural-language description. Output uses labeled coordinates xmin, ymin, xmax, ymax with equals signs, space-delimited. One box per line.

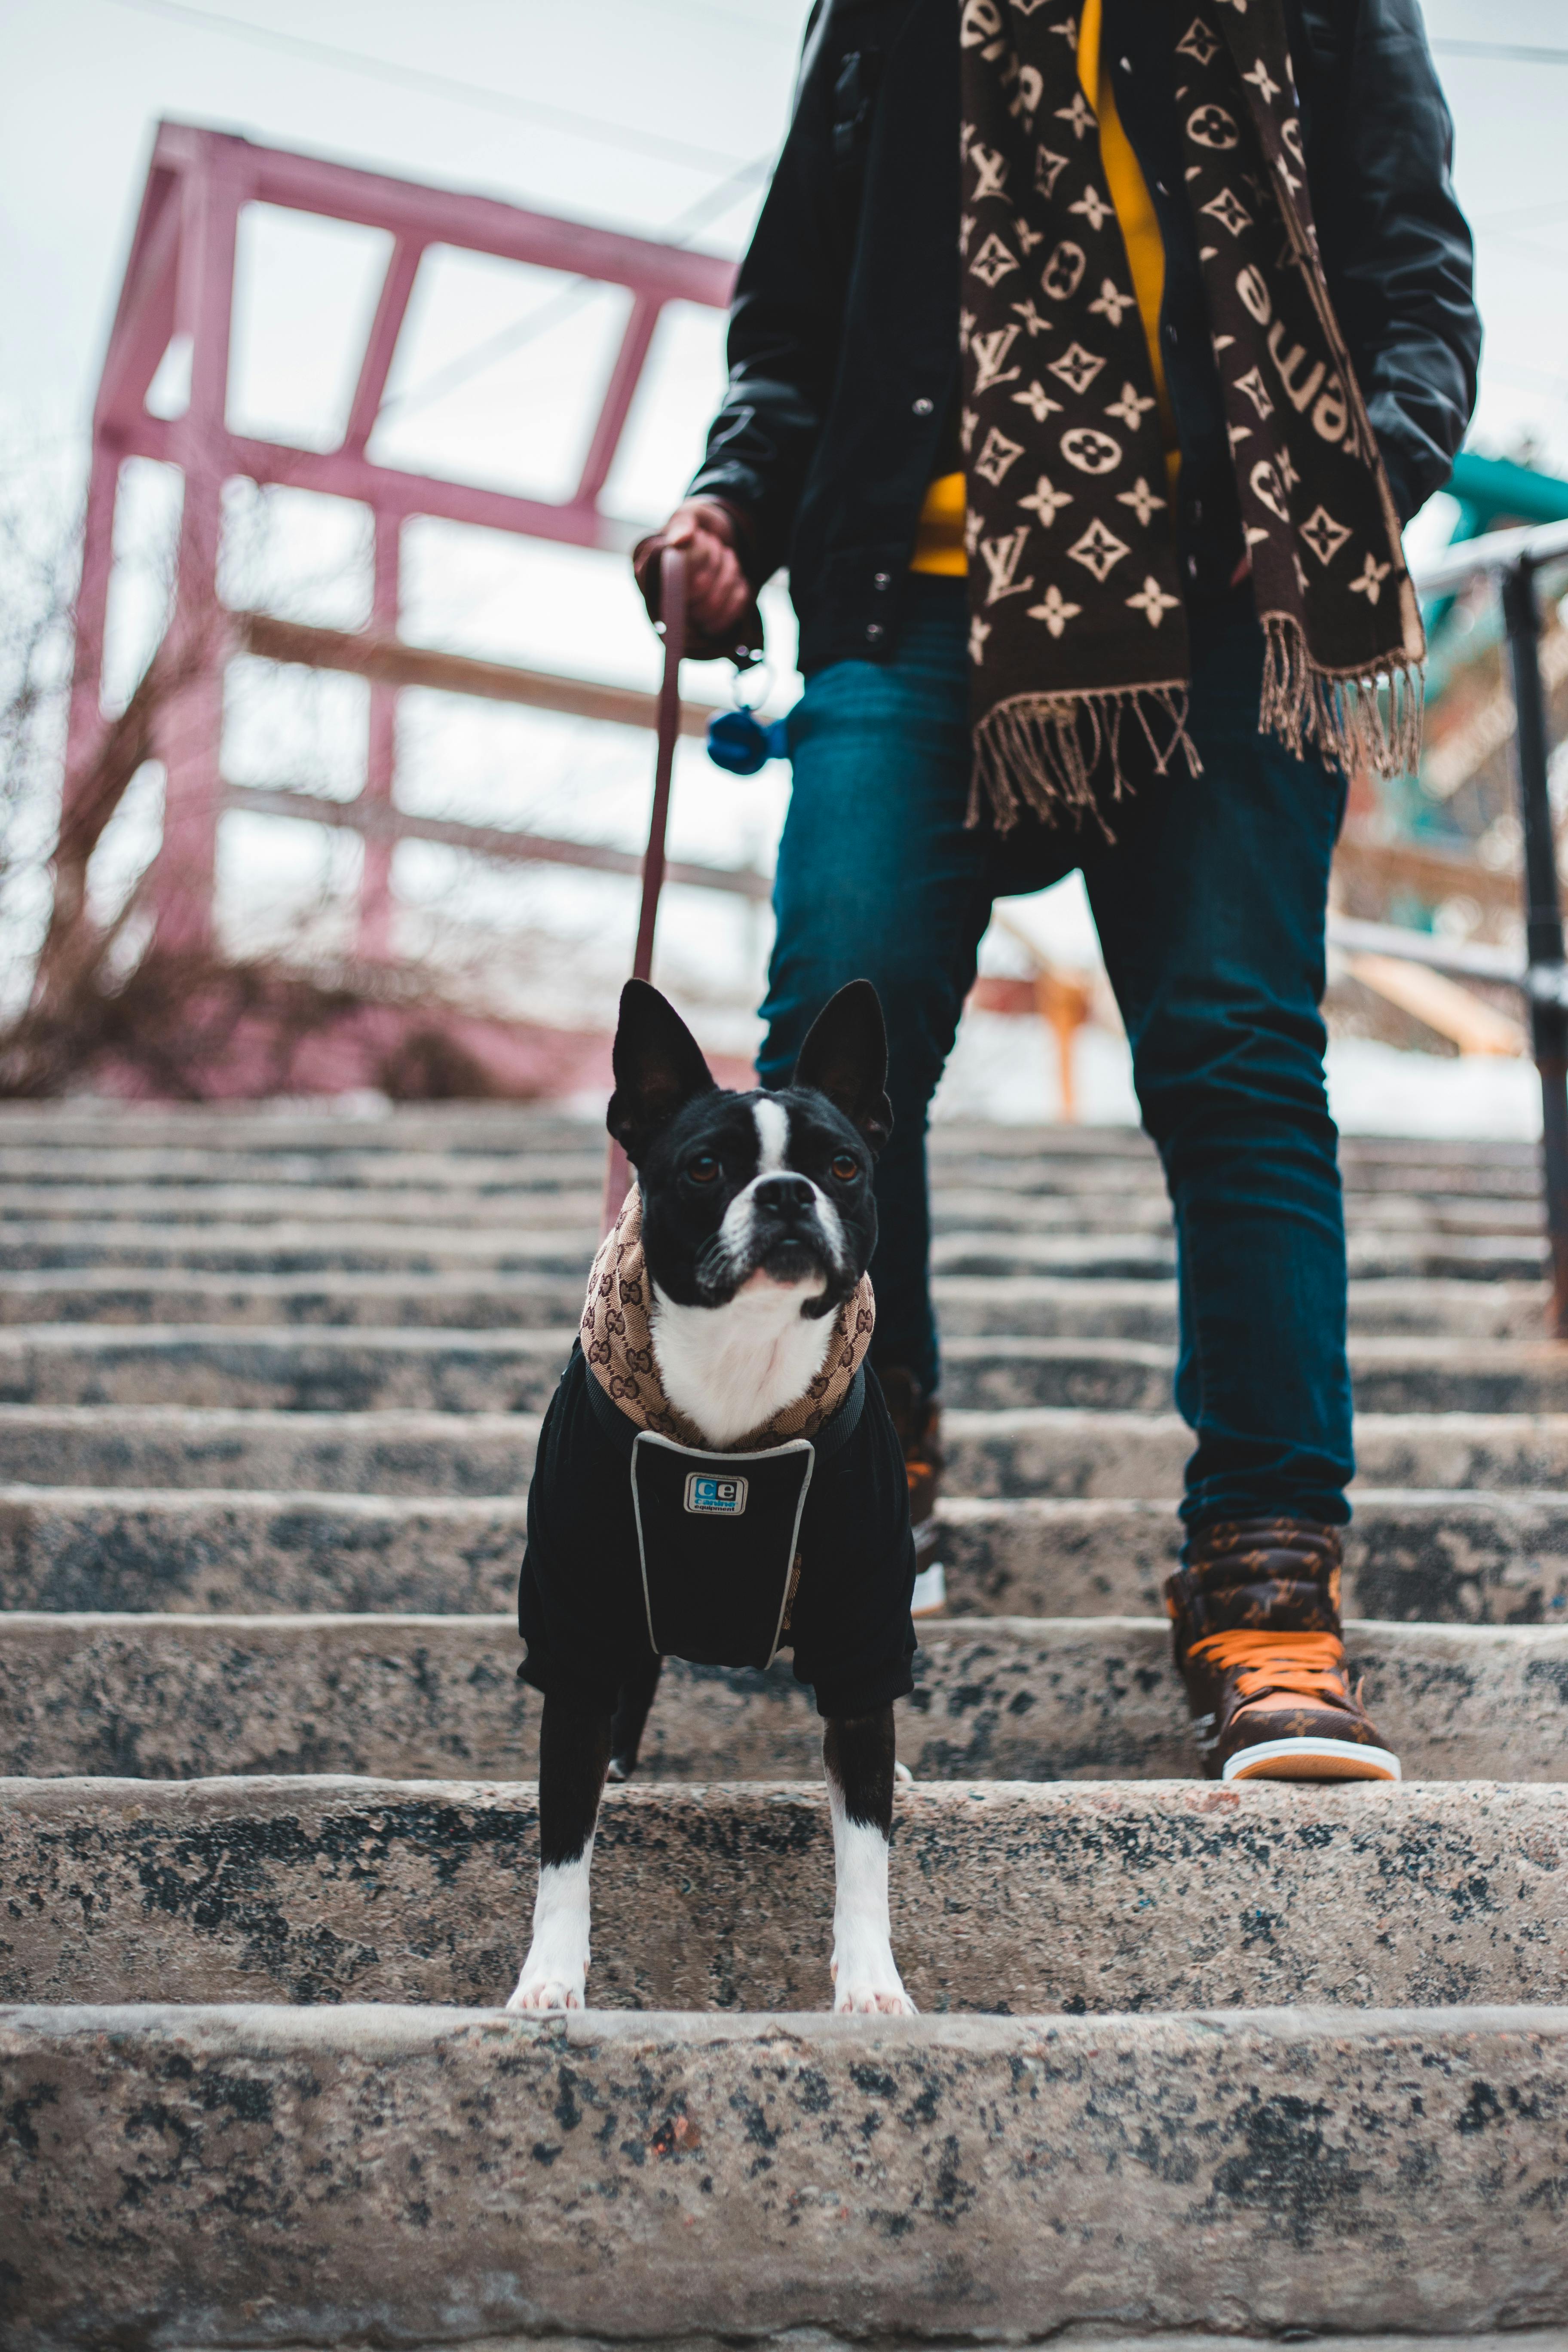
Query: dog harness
xmin=583 ymin=1349 xmax=866 ymax=1672
xmin=517 ymin=1344 xmax=916 ymax=1720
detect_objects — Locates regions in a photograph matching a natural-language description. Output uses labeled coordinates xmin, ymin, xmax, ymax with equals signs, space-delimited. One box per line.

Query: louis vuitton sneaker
xmin=1165 ymin=1516 xmax=1401 ymax=1784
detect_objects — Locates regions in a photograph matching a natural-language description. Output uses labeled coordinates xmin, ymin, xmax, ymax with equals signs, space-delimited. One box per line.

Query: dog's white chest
xmin=649 ymin=1277 xmax=835 ymax=1447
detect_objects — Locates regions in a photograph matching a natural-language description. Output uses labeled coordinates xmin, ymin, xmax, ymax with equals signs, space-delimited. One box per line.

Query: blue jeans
xmin=757 ymin=575 xmax=1353 ymax=1534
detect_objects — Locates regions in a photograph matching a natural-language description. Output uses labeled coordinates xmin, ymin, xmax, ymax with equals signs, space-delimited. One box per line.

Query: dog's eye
xmin=686 ymin=1153 xmax=720 ymax=1185
xmin=830 ymin=1152 xmax=859 ymax=1182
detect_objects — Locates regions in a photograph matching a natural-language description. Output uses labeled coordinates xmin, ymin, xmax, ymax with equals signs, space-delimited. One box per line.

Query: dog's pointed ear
xmin=607 ymin=980 xmax=718 ymax=1161
xmin=790 ymin=980 xmax=894 ymax=1155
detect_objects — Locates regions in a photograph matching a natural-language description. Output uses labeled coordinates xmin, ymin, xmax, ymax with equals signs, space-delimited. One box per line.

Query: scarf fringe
xmin=1259 ymin=612 xmax=1424 ymax=781
xmin=968 ymin=685 xmax=1201 ymax=836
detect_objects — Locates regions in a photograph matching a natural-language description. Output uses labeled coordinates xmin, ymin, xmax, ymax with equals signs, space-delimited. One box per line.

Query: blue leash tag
xmin=706 ymin=708 xmax=789 ymax=775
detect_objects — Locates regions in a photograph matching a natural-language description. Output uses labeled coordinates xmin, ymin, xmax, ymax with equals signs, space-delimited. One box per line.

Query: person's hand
xmin=633 ymin=500 xmax=761 ymax=660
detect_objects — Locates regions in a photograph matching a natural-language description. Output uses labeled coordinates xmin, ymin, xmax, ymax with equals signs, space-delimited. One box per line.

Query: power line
xmin=98 ymin=0 xmax=756 ymax=174
xmin=1430 ymin=39 xmax=1568 ymax=67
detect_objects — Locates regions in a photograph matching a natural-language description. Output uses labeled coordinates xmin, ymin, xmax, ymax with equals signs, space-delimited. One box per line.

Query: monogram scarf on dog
xmin=582 ymin=1186 xmax=876 ymax=1450
xmin=959 ymin=0 xmax=1424 ymax=831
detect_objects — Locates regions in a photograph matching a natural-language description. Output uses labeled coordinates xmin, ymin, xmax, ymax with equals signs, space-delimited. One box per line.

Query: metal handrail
xmin=1410 ymin=514 xmax=1568 ymax=598
xmin=1391 ymin=514 xmax=1568 ymax=1331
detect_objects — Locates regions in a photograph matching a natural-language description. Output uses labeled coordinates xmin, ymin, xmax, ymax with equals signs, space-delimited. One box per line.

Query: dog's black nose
xmin=753 ymin=1174 xmax=815 ymax=1217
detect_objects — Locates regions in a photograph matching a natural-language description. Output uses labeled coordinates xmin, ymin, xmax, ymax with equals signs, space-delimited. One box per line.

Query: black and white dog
xmin=508 ymin=978 xmax=918 ymax=2017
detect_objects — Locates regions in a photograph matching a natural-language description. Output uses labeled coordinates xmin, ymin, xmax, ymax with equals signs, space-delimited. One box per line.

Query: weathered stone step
xmin=3 ymin=1485 xmax=1566 ymax=1623
xmin=0 ymin=1267 xmax=586 ymax=1329
xmin=3 ymin=1611 xmax=1562 ymax=1785
xmin=0 ymin=1324 xmax=570 ymax=1411
xmin=0 ymin=1486 xmax=528 ymax=1612
xmin=6 ymin=1326 xmax=1567 ymax=1415
xmin=5 ymin=1220 xmax=1544 ymax=1286
xmin=2 ymin=1136 xmax=1543 ymax=1209
xmin=945 ymin=1405 xmax=1568 ymax=1498
xmin=928 ymin=1119 xmax=1540 ymax=1168
xmin=942 ymin=1335 xmax=1568 ymax=1417
xmin=0 ymin=1181 xmax=604 ymax=1228
xmin=0 ymin=1219 xmax=597 ymax=1276
xmin=931 ymin=1186 xmax=1546 ymax=1239
xmin=935 ymin=1276 xmax=1547 ymax=1341
xmin=0 ymin=1403 xmax=542 ymax=1492
xmin=935 ymin=1230 xmax=1548 ymax=1281
xmin=0 ymin=1268 xmax=1548 ymax=1341
xmin=13 ymin=1400 xmax=1568 ymax=1500
xmin=0 ymin=1179 xmax=1544 ymax=1243
xmin=940 ymin=1491 xmax=1568 ymax=1623
xmin=3 ymin=1776 xmax=1565 ymax=2012
xmin=5 ymin=2005 xmax=1562 ymax=2346
xmin=0 ymin=1106 xmax=601 ymax=1148
xmin=0 ymin=1145 xmax=608 ymax=1189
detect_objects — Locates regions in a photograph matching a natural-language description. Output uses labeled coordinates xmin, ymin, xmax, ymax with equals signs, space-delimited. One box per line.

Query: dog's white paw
xmin=507 ymin=1859 xmax=591 ymax=2012
xmin=830 ymin=1939 xmax=917 ymax=2016
xmin=506 ymin=1966 xmax=585 ymax=2013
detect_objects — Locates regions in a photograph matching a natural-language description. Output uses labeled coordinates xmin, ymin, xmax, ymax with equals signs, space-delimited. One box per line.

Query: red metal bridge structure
xmin=63 ymin=119 xmax=754 ymax=981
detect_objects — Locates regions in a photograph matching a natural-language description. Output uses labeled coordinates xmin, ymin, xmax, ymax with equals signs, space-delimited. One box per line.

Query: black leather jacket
xmin=688 ymin=0 xmax=1480 ymax=677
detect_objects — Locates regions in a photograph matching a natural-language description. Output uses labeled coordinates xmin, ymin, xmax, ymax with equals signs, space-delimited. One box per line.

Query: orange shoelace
xmin=1188 ymin=1629 xmax=1349 ymax=1705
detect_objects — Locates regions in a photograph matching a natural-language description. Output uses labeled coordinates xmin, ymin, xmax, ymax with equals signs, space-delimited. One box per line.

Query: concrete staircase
xmin=2 ymin=1102 xmax=1566 ymax=2345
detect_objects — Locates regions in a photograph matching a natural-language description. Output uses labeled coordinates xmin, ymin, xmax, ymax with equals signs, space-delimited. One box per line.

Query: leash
xmin=602 ymin=541 xmax=686 ymax=1236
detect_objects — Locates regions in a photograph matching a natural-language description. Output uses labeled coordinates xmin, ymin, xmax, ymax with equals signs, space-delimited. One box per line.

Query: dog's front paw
xmin=830 ymin=1939 xmax=918 ymax=2016
xmin=505 ymin=1963 xmax=585 ymax=2013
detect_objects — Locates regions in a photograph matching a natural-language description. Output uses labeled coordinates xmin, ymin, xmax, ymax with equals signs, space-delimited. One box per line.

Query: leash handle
xmin=602 ymin=542 xmax=687 ymax=1236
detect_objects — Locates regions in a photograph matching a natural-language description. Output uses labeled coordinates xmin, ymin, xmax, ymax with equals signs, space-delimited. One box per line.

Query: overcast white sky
xmin=1 ymin=0 xmax=1566 ymax=1082
xmin=1 ymin=0 xmax=1565 ymax=466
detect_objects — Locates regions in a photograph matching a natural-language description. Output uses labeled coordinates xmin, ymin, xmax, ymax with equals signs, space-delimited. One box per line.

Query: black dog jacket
xmin=518 ymin=1343 xmax=916 ymax=1718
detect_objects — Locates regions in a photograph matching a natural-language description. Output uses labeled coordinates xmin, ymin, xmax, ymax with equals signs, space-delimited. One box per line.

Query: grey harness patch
xmin=684 ymin=1470 xmax=749 ymax=1516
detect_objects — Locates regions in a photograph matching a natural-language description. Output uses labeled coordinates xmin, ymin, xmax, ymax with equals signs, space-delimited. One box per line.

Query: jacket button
xmin=866 ymin=622 xmax=885 ymax=642
xmin=912 ymin=396 xmax=934 ymax=416
xmin=873 ymin=571 xmax=891 ymax=590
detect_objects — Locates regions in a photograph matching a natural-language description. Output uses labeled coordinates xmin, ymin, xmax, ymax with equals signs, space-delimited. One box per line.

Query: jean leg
xmin=758 ymin=581 xmax=987 ymax=1395
xmin=1085 ymin=592 xmax=1354 ymax=1534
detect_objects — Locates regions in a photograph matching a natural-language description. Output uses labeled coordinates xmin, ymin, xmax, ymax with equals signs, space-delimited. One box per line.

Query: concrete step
xmin=0 ymin=1136 xmax=1542 ymax=1209
xmin=0 ymin=1486 xmax=528 ymax=1613
xmin=0 ymin=1268 xmax=1550 ymax=1341
xmin=6 ymin=1325 xmax=1568 ymax=1415
xmin=0 ymin=1105 xmax=602 ymax=1148
xmin=0 ymin=1324 xmax=571 ymax=1411
xmin=4 ymin=1220 xmax=1547 ymax=1285
xmin=3 ymin=1611 xmax=1563 ymax=1784
xmin=941 ymin=1335 xmax=1568 ymax=1417
xmin=930 ymin=1185 xmax=1546 ymax=1239
xmin=0 ymin=1181 xmax=605 ymax=1228
xmin=0 ymin=1403 xmax=543 ymax=1493
xmin=935 ymin=1275 xmax=1548 ymax=1341
xmin=3 ymin=1775 xmax=1565 ymax=2012
xmin=0 ymin=1267 xmax=586 ymax=1330
xmin=4 ymin=2004 xmax=1563 ymax=2345
xmin=936 ymin=1229 xmax=1550 ymax=1281
xmin=0 ymin=1145 xmax=608 ymax=1189
xmin=0 ymin=1219 xmax=598 ymax=1275
xmin=939 ymin=1491 xmax=1568 ymax=1623
xmin=0 ymin=1178 xmax=1546 ymax=1243
xmin=13 ymin=1400 xmax=1568 ymax=1499
xmin=945 ymin=1405 xmax=1568 ymax=1498
xmin=3 ymin=1484 xmax=1566 ymax=1623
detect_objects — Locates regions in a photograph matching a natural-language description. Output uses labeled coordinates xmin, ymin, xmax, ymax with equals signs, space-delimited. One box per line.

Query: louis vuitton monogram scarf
xmin=582 ymin=1186 xmax=876 ymax=1450
xmin=959 ymin=0 xmax=1424 ymax=832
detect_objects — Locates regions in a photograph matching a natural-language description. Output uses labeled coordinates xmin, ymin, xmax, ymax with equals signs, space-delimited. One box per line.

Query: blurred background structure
xmin=2 ymin=0 xmax=1568 ymax=1129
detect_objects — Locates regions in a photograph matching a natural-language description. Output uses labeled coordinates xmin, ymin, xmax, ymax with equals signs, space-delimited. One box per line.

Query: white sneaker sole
xmin=1222 ymin=1735 xmax=1402 ymax=1783
xmin=910 ymin=1561 xmax=946 ymax=1617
